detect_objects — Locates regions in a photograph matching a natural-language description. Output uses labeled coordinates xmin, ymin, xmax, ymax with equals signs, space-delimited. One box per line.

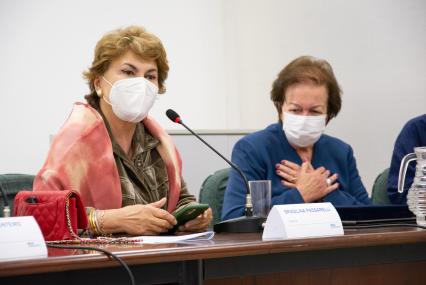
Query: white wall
xmin=0 ymin=0 xmax=425 ymax=196
xmin=0 ymin=0 xmax=229 ymax=170
xmin=223 ymin=0 xmax=426 ymax=193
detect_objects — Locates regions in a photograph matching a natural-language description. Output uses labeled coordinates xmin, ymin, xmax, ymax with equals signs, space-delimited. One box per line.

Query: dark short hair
xmin=270 ymin=56 xmax=342 ymax=123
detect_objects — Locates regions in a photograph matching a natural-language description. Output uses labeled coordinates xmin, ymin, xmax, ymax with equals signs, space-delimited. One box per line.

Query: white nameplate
xmin=0 ymin=216 xmax=47 ymax=261
xmin=262 ymin=202 xmax=343 ymax=240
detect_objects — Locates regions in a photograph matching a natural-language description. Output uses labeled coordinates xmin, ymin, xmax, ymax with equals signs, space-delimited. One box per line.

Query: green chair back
xmin=199 ymin=168 xmax=230 ymax=226
xmin=371 ymin=168 xmax=391 ymax=205
xmin=0 ymin=174 xmax=35 ymax=217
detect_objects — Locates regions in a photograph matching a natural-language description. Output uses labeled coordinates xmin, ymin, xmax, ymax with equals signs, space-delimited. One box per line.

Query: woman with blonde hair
xmin=34 ymin=26 xmax=212 ymax=235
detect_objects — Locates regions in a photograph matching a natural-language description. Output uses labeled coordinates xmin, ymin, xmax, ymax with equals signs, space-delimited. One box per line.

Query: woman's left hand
xmin=178 ymin=207 xmax=212 ymax=232
xmin=276 ymin=160 xmax=304 ymax=188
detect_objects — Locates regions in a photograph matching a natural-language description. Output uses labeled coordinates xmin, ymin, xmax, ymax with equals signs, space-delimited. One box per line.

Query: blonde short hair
xmin=83 ymin=26 xmax=169 ymax=107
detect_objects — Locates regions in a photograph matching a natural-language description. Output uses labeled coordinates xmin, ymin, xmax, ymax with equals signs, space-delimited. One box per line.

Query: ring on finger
xmin=326 ymin=178 xmax=332 ymax=186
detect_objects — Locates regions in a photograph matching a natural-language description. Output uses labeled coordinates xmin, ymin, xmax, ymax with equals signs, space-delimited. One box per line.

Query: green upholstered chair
xmin=371 ymin=168 xmax=391 ymax=205
xmin=0 ymin=174 xmax=35 ymax=217
xmin=199 ymin=168 xmax=230 ymax=226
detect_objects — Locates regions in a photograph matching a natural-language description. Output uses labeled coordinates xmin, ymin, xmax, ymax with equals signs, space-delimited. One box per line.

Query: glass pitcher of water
xmin=398 ymin=146 xmax=426 ymax=225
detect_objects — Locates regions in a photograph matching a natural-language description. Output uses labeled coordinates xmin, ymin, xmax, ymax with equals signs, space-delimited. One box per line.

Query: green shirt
xmin=98 ymin=108 xmax=196 ymax=211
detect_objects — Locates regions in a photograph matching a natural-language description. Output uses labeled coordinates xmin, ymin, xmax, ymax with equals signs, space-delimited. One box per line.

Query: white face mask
xmin=282 ymin=112 xmax=326 ymax=148
xmin=101 ymin=76 xmax=158 ymax=123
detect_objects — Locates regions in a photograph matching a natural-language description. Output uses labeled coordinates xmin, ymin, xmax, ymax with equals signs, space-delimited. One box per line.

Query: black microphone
xmin=166 ymin=109 xmax=265 ymax=233
xmin=166 ymin=109 xmax=252 ymax=211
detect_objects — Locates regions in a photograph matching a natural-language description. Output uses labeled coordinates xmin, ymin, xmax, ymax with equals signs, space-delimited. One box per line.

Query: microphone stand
xmin=167 ymin=110 xmax=265 ymax=233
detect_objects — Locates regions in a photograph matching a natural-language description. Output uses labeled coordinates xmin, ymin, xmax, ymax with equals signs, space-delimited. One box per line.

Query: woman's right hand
xmin=292 ymin=162 xmax=339 ymax=203
xmin=103 ymin=198 xmax=177 ymax=235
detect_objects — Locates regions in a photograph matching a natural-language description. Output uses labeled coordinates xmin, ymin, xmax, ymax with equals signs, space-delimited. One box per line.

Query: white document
xmin=130 ymin=231 xmax=215 ymax=244
xmin=0 ymin=216 xmax=47 ymax=261
xmin=262 ymin=202 xmax=343 ymax=240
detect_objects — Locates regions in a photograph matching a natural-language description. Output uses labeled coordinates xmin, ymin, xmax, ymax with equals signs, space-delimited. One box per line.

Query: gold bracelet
xmin=88 ymin=208 xmax=95 ymax=235
xmin=94 ymin=210 xmax=103 ymax=235
xmin=89 ymin=208 xmax=100 ymax=236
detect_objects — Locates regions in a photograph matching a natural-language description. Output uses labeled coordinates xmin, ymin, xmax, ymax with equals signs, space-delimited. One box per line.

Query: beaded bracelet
xmin=97 ymin=210 xmax=106 ymax=234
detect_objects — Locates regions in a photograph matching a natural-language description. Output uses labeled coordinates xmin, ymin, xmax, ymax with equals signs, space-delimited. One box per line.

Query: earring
xmin=96 ymin=90 xmax=102 ymax=97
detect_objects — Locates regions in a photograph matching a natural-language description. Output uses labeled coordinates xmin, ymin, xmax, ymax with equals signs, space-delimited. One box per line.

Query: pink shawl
xmin=33 ymin=102 xmax=182 ymax=212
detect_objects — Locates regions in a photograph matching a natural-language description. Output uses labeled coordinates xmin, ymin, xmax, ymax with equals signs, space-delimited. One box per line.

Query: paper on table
xmin=129 ymin=231 xmax=215 ymax=244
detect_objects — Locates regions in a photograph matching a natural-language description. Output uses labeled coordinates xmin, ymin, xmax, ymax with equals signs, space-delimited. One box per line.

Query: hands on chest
xmin=275 ymin=160 xmax=339 ymax=202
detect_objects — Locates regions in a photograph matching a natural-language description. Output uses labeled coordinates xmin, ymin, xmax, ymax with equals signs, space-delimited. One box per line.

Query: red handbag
xmin=13 ymin=190 xmax=88 ymax=241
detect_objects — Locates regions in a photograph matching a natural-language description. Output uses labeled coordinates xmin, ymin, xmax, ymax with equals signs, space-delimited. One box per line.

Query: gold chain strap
xmin=46 ymin=236 xmax=143 ymax=245
xmin=65 ymin=192 xmax=81 ymax=240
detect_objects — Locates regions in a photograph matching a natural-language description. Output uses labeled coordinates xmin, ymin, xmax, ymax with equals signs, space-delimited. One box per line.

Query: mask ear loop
xmin=99 ymin=76 xmax=113 ymax=106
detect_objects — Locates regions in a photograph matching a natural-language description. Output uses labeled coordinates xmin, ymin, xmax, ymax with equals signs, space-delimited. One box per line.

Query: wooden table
xmin=1 ymin=227 xmax=426 ymax=285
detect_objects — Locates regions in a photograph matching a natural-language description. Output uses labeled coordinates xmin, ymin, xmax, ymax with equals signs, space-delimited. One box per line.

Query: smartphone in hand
xmin=169 ymin=203 xmax=209 ymax=233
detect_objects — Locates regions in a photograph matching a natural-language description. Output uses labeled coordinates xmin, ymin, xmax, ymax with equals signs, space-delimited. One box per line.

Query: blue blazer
xmin=387 ymin=114 xmax=426 ymax=204
xmin=222 ymin=123 xmax=371 ymax=220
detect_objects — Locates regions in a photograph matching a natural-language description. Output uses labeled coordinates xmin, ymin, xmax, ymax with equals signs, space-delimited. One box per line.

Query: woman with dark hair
xmin=222 ymin=56 xmax=371 ymax=220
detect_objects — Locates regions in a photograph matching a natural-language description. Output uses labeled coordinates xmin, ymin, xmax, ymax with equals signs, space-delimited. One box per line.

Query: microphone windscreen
xmin=166 ymin=109 xmax=181 ymax=123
